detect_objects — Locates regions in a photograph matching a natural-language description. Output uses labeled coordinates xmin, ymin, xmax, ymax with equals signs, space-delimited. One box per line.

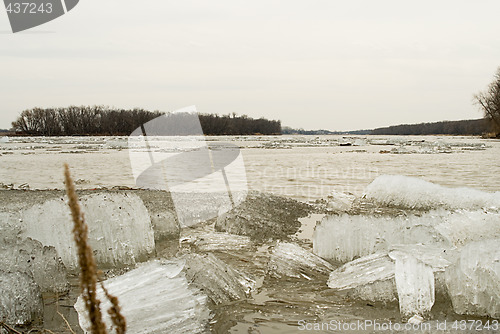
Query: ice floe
xmin=22 ymin=193 xmax=155 ymax=270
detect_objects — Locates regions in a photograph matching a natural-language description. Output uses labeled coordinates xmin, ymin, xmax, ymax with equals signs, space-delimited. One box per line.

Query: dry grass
xmin=57 ymin=310 xmax=76 ymax=334
xmin=0 ymin=321 xmax=23 ymax=334
xmin=64 ymin=164 xmax=126 ymax=334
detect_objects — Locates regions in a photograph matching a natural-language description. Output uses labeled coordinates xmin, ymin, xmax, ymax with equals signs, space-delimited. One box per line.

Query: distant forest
xmin=370 ymin=119 xmax=488 ymax=136
xmin=281 ymin=127 xmax=338 ymax=135
xmin=282 ymin=119 xmax=489 ymax=136
xmin=6 ymin=106 xmax=491 ymax=137
xmin=199 ymin=113 xmax=281 ymax=135
xmin=10 ymin=106 xmax=281 ymax=136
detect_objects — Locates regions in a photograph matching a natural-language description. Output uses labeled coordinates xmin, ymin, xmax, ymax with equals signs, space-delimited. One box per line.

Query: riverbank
xmin=1 ymin=180 xmax=499 ymax=333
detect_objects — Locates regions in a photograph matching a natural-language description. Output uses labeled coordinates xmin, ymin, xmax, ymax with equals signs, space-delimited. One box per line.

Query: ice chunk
xmin=267 ymin=242 xmax=335 ymax=279
xmin=0 ymin=271 xmax=43 ymax=326
xmin=445 ymin=239 xmax=500 ymax=318
xmin=326 ymin=191 xmax=355 ymax=212
xmin=150 ymin=211 xmax=179 ymax=241
xmin=0 ymin=236 xmax=69 ymax=293
xmin=0 ymin=211 xmax=23 ymax=244
xmin=171 ymin=192 xmax=236 ymax=227
xmin=365 ymin=175 xmax=500 ymax=210
xmin=134 ymin=190 xmax=180 ymax=241
xmin=22 ymin=193 xmax=155 ymax=270
xmin=313 ymin=210 xmax=498 ymax=263
xmin=407 ymin=314 xmax=424 ymax=325
xmin=435 ymin=210 xmax=500 ymax=247
xmin=390 ymin=251 xmax=435 ymax=321
xmin=328 ymin=245 xmax=450 ymax=307
xmin=215 ymin=191 xmax=312 ymax=241
xmin=75 ymin=261 xmax=210 ymax=334
xmin=313 ymin=214 xmax=445 ymax=263
xmin=327 ymin=253 xmax=398 ymax=303
xmin=0 ymin=136 xmax=9 ymax=143
xmin=389 ymin=243 xmax=452 ymax=305
xmin=183 ymin=253 xmax=255 ymax=304
xmin=182 ymin=231 xmax=253 ymax=252
xmin=389 ymin=244 xmax=452 ymax=271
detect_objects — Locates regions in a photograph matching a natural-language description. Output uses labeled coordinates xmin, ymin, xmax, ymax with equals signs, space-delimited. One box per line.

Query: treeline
xmin=370 ymin=119 xmax=488 ymax=136
xmin=281 ymin=126 xmax=335 ymax=135
xmin=282 ymin=126 xmax=372 ymax=135
xmin=199 ymin=114 xmax=281 ymax=135
xmin=11 ymin=106 xmax=162 ymax=136
xmin=10 ymin=106 xmax=281 ymax=136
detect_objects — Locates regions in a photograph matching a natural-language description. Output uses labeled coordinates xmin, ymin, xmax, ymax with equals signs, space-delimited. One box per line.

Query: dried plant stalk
xmin=64 ymin=164 xmax=107 ymax=334
xmin=64 ymin=164 xmax=126 ymax=334
xmin=101 ymin=282 xmax=126 ymax=334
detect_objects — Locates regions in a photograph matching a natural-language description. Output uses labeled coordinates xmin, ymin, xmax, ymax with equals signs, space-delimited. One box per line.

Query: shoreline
xmin=1 ymin=183 xmax=499 ymax=332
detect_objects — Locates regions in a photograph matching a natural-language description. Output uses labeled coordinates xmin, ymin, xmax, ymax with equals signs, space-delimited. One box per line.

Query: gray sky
xmin=1 ymin=0 xmax=500 ymax=131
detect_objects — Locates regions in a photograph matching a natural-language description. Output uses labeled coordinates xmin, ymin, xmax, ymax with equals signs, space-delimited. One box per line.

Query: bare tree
xmin=11 ymin=106 xmax=281 ymax=136
xmin=474 ymin=67 xmax=500 ymax=136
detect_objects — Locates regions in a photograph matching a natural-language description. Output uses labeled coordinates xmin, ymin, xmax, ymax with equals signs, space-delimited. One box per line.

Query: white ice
xmin=365 ymin=175 xmax=500 ymax=210
xmin=313 ymin=213 xmax=444 ymax=263
xmin=390 ymin=251 xmax=435 ymax=320
xmin=75 ymin=260 xmax=210 ymax=334
xmin=328 ymin=245 xmax=451 ymax=311
xmin=0 ymin=271 xmax=43 ymax=326
xmin=267 ymin=242 xmax=335 ymax=280
xmin=0 ymin=236 xmax=69 ymax=293
xmin=22 ymin=193 xmax=155 ymax=270
xmin=434 ymin=210 xmax=500 ymax=247
xmin=313 ymin=210 xmax=500 ymax=263
xmin=183 ymin=253 xmax=255 ymax=304
xmin=325 ymin=191 xmax=355 ymax=211
xmin=327 ymin=253 xmax=397 ymax=303
xmin=445 ymin=238 xmax=500 ymax=318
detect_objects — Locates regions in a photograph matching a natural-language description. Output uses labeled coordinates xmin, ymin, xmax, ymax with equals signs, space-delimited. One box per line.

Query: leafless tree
xmin=474 ymin=67 xmax=500 ymax=136
xmin=11 ymin=106 xmax=281 ymax=136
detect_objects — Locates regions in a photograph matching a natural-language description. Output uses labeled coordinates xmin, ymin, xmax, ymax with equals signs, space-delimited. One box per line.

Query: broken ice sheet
xmin=326 ymin=191 xmax=356 ymax=212
xmin=267 ymin=242 xmax=335 ymax=280
xmin=183 ymin=253 xmax=255 ymax=305
xmin=389 ymin=243 xmax=452 ymax=303
xmin=390 ymin=251 xmax=435 ymax=321
xmin=389 ymin=244 xmax=452 ymax=271
xmin=434 ymin=210 xmax=500 ymax=247
xmin=313 ymin=213 xmax=445 ymax=263
xmin=0 ymin=270 xmax=43 ymax=326
xmin=215 ymin=191 xmax=312 ymax=241
xmin=365 ymin=175 xmax=500 ymax=211
xmin=22 ymin=193 xmax=155 ymax=270
xmin=75 ymin=260 xmax=210 ymax=334
xmin=149 ymin=210 xmax=179 ymax=241
xmin=445 ymin=238 xmax=500 ymax=318
xmin=0 ymin=236 xmax=69 ymax=293
xmin=327 ymin=245 xmax=451 ymax=307
xmin=313 ymin=209 xmax=499 ymax=264
xmin=327 ymin=253 xmax=398 ymax=303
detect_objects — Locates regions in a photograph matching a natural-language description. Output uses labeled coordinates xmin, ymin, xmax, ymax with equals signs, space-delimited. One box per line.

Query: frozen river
xmin=1 ymin=134 xmax=500 ymax=333
xmin=1 ymin=135 xmax=499 ymax=202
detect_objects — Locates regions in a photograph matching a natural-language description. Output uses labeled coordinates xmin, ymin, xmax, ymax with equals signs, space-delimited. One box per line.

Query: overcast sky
xmin=1 ymin=0 xmax=500 ymax=131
